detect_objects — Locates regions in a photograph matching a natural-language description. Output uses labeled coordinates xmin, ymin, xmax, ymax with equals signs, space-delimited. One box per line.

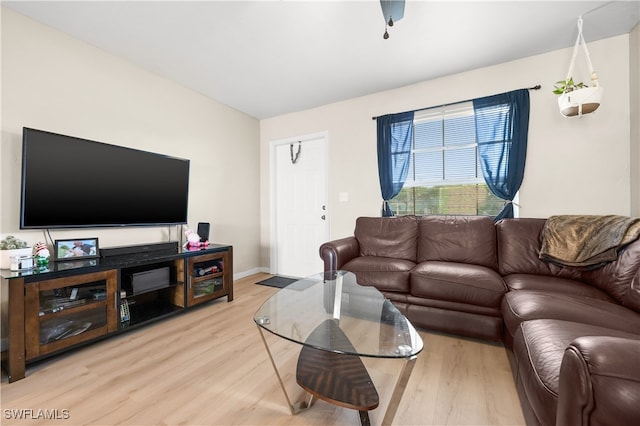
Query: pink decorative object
xmin=187 ymin=241 xmax=210 ymax=249
xmin=183 ymin=226 xmax=209 ymax=248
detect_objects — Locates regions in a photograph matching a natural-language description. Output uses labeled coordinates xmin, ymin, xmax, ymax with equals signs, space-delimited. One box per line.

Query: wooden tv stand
xmin=1 ymin=243 xmax=233 ymax=383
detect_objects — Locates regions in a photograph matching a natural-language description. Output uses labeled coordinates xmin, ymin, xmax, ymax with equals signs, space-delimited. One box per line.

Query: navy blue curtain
xmin=473 ymin=89 xmax=530 ymax=220
xmin=377 ymin=111 xmax=414 ymax=216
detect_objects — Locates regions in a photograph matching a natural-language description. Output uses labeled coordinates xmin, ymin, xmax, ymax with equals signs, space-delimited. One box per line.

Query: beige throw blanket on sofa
xmin=539 ymin=215 xmax=640 ymax=268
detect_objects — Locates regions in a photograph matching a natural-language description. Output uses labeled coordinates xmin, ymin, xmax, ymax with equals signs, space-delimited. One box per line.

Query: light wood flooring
xmin=1 ymin=273 xmax=525 ymax=425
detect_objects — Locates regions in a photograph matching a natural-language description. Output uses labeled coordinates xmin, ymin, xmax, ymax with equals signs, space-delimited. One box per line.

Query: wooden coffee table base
xmin=296 ymin=320 xmax=379 ymax=425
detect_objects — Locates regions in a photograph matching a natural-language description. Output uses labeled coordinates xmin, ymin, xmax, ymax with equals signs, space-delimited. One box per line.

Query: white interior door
xmin=273 ymin=135 xmax=328 ymax=278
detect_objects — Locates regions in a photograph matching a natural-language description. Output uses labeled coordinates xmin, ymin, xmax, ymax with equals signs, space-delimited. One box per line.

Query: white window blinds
xmin=390 ymin=102 xmax=503 ymax=216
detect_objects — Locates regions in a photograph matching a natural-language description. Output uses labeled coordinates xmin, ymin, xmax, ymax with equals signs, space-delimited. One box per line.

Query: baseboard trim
xmin=233 ymin=267 xmax=269 ymax=281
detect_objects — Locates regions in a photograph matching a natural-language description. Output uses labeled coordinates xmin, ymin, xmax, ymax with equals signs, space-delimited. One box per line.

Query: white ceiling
xmin=3 ymin=1 xmax=639 ymax=119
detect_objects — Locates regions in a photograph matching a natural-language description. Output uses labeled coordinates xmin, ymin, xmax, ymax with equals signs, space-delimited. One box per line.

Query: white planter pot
xmin=0 ymin=248 xmax=32 ymax=270
xmin=558 ymin=86 xmax=603 ymax=117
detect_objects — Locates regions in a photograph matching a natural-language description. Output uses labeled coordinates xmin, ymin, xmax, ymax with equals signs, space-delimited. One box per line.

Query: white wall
xmin=1 ymin=8 xmax=261 ymax=276
xmin=4 ymin=7 xmax=633 ymax=277
xmin=260 ymin=33 xmax=634 ymax=268
xmin=631 ymin=23 xmax=640 ymax=216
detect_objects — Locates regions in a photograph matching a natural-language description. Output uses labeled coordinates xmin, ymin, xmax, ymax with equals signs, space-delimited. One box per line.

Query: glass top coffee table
xmin=254 ymin=271 xmax=423 ymax=425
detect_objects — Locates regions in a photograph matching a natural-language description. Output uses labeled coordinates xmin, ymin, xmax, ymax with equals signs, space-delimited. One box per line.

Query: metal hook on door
xmin=290 ymin=142 xmax=301 ymax=164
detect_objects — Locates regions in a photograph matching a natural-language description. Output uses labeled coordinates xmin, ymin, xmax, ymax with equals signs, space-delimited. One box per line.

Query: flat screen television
xmin=20 ymin=127 xmax=190 ymax=229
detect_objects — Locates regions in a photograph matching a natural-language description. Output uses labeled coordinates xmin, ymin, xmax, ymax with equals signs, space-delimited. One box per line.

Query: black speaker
xmin=197 ymin=222 xmax=210 ymax=242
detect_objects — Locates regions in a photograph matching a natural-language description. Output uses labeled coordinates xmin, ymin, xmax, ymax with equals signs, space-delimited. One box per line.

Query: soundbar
xmin=100 ymin=241 xmax=179 ymax=258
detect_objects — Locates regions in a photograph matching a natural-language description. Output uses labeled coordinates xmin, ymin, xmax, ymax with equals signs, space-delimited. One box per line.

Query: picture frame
xmin=54 ymin=238 xmax=100 ymax=261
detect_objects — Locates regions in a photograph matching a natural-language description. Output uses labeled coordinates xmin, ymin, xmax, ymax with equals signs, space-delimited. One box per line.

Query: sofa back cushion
xmin=496 ymin=218 xmax=582 ymax=280
xmin=417 ymin=215 xmax=498 ymax=270
xmin=498 ymin=218 xmax=640 ymax=313
xmin=582 ymin=238 xmax=640 ymax=313
xmin=354 ymin=216 xmax=417 ymax=262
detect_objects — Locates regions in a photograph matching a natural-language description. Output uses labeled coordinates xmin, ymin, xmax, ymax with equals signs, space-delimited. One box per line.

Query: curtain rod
xmin=371 ymin=84 xmax=541 ymax=120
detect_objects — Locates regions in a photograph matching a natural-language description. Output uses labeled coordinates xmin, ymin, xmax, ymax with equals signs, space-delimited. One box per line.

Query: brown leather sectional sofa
xmin=319 ymin=215 xmax=640 ymax=426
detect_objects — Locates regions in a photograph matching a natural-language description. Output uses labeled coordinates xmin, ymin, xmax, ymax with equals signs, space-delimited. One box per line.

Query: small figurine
xmin=33 ymin=241 xmax=50 ymax=265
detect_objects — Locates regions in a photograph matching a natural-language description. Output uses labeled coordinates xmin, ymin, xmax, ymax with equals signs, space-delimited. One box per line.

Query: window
xmin=389 ymin=102 xmax=504 ymax=216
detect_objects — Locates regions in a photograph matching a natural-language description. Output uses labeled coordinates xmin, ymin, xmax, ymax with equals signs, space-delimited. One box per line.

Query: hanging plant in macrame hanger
xmin=553 ymin=16 xmax=604 ymax=117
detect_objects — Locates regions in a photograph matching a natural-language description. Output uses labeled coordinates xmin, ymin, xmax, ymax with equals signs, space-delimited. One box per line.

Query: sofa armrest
xmin=557 ymin=336 xmax=640 ymax=426
xmin=319 ymin=237 xmax=360 ymax=272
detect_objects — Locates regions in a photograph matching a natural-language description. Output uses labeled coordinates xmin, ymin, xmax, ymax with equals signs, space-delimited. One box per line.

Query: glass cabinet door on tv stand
xmin=186 ymin=251 xmax=232 ymax=306
xmin=24 ymin=270 xmax=118 ymax=360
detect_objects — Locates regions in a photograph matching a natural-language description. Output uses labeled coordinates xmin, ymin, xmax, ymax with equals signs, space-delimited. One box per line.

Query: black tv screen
xmin=20 ymin=127 xmax=190 ymax=229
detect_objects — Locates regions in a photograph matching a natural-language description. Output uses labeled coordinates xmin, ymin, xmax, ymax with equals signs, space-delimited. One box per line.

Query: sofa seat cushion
xmin=514 ymin=319 xmax=640 ymax=426
xmin=342 ymin=256 xmax=415 ymax=293
xmin=410 ymin=261 xmax=506 ymax=308
xmin=503 ymin=291 xmax=640 ymax=339
xmin=406 ymin=304 xmax=504 ymax=341
xmin=405 ymin=294 xmax=501 ymax=316
xmin=503 ymin=273 xmax=613 ymax=300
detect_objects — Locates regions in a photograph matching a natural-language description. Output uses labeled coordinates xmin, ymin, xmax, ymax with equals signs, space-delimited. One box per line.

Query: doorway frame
xmin=269 ymin=131 xmax=330 ymax=275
